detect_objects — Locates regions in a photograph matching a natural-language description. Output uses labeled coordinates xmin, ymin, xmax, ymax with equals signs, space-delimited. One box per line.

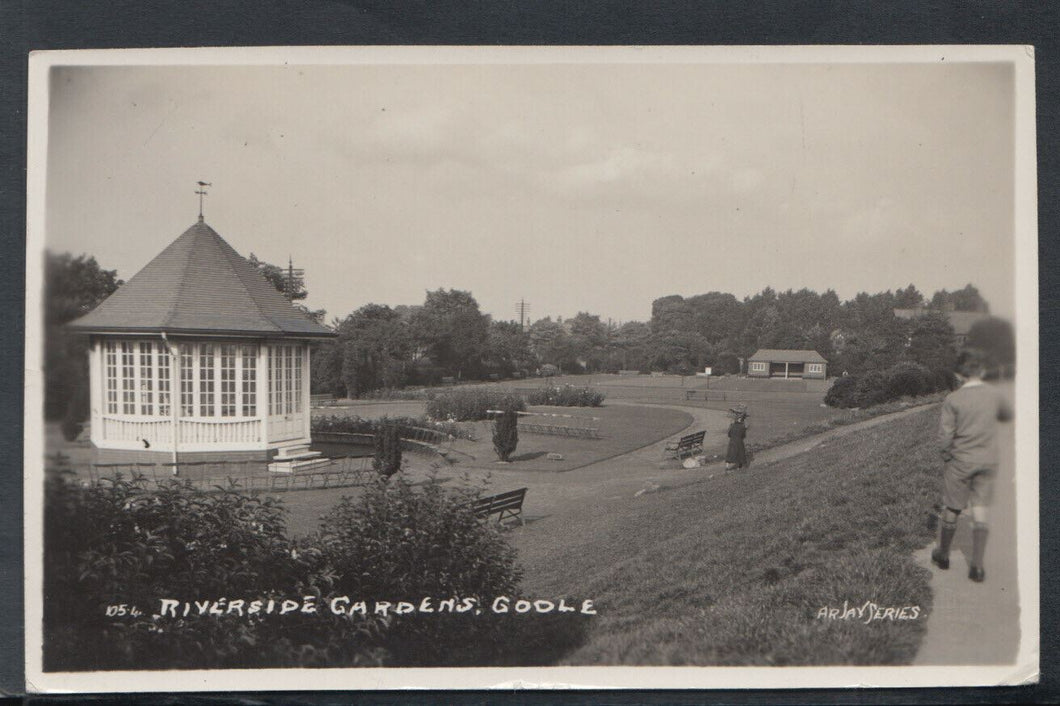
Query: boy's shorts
xmin=942 ymin=459 xmax=997 ymax=511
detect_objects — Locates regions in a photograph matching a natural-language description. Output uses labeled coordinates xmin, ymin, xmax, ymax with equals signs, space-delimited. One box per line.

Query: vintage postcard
xmin=23 ymin=45 xmax=1039 ymax=692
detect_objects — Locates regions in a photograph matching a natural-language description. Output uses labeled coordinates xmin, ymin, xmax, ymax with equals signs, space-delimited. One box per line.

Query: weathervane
xmin=195 ymin=181 xmax=212 ymax=220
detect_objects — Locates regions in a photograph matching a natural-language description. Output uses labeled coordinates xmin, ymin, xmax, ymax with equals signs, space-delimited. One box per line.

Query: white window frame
xmin=750 ymin=361 xmax=767 ymax=372
xmin=807 ymin=363 xmax=823 ymax=373
xmin=100 ymin=340 xmax=260 ymax=420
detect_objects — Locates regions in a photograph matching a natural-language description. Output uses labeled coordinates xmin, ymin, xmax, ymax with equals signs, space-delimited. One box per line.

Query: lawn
xmin=450 ymin=403 xmax=692 ymax=473
xmin=510 ymin=407 xmax=941 ymax=665
xmin=281 ymin=402 xmax=693 ymax=537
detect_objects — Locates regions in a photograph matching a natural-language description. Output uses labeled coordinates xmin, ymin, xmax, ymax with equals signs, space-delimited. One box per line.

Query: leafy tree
xmin=650 ymin=295 xmax=694 ymax=336
xmin=894 ymin=284 xmax=925 ymax=309
xmin=339 ymin=304 xmax=412 ymax=396
xmin=567 ymin=312 xmax=610 ymax=372
xmin=484 ymin=321 xmax=535 ymax=377
xmin=411 ymin=289 xmax=489 ymax=380
xmin=686 ymin=291 xmax=745 ymax=344
xmin=905 ymin=311 xmax=957 ymax=373
xmin=609 ymin=321 xmax=652 ymax=372
xmin=310 ymin=330 xmax=345 ymax=396
xmin=247 ymin=253 xmax=308 ymax=301
xmin=930 ymin=284 xmax=989 ymax=312
xmin=648 ymin=330 xmax=713 ymax=374
xmin=45 ymin=252 xmax=123 ymax=422
xmin=528 ymin=317 xmax=577 ymax=372
xmin=247 ymin=253 xmax=326 ymax=322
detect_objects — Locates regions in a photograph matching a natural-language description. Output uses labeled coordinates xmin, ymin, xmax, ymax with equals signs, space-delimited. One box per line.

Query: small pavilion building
xmin=747 ymin=349 xmax=828 ymax=379
xmin=67 ymin=217 xmax=336 ymax=464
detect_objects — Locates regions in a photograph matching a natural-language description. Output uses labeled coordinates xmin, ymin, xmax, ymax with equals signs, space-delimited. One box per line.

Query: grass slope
xmin=514 ymin=407 xmax=941 ymax=665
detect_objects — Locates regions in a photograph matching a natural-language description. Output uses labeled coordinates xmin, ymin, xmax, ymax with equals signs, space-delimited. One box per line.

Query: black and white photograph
xmin=23 ymin=45 xmax=1039 ymax=692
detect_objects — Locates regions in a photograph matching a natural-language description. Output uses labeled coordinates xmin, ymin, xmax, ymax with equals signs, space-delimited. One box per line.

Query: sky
xmin=44 ymin=55 xmax=1018 ymax=324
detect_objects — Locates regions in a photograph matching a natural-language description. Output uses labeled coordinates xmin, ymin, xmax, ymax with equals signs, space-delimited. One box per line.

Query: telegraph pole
xmin=515 ymin=299 xmax=530 ymax=331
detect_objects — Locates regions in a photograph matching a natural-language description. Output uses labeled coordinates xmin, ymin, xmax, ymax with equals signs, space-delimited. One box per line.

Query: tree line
xmin=45 ymin=250 xmax=1014 ymax=415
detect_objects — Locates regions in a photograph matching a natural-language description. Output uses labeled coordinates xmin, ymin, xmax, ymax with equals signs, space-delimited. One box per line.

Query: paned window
xmin=139 ymin=342 xmax=154 ymax=415
xmin=220 ymin=346 xmax=237 ymax=417
xmin=121 ymin=341 xmax=136 ymax=414
xmin=104 ymin=341 xmax=118 ymax=414
xmin=199 ymin=344 xmax=215 ymax=417
xmin=242 ymin=346 xmax=257 ymax=417
xmin=157 ymin=346 xmax=171 ymax=417
xmin=181 ymin=345 xmax=195 ymax=416
xmin=293 ymin=346 xmax=303 ymax=414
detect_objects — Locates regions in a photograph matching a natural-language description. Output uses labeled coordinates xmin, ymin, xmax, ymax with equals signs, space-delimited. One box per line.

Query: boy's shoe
xmin=931 ymin=548 xmax=950 ymax=570
xmin=969 ymin=566 xmax=985 ymax=583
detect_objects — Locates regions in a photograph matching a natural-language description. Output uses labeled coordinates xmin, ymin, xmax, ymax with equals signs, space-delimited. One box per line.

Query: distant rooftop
xmin=893 ymin=307 xmax=992 ymax=336
xmin=67 ymin=219 xmax=335 ymax=338
xmin=748 ymin=349 xmax=827 ymax=364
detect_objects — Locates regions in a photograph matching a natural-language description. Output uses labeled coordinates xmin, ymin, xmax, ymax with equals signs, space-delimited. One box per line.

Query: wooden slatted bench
xmin=665 ymin=430 xmax=706 ymax=459
xmin=472 ymin=487 xmax=527 ymax=526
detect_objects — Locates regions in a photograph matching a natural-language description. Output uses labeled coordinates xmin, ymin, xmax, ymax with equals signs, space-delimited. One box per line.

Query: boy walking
xmin=932 ymin=349 xmax=1014 ymax=582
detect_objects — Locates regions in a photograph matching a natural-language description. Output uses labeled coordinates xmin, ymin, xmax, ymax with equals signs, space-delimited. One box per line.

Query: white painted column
xmin=257 ymin=341 xmax=269 ymax=447
xmin=89 ymin=338 xmax=102 ymax=446
xmin=302 ymin=343 xmax=311 ymax=442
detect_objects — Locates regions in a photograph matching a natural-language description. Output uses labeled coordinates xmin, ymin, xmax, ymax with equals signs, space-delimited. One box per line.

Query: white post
xmin=163 ymin=334 xmax=179 ymax=467
xmin=302 ymin=343 xmax=311 ymax=443
xmin=89 ymin=338 xmax=102 ymax=446
xmin=257 ymin=341 xmax=269 ymax=448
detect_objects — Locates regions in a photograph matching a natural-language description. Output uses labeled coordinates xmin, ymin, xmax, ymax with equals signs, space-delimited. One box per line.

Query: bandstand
xmin=67 ymin=216 xmax=336 ymax=463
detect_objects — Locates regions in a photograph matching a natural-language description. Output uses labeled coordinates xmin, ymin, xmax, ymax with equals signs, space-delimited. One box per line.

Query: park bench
xmin=665 ymin=430 xmax=706 ymax=459
xmin=310 ymin=393 xmax=339 ymax=407
xmin=472 ymin=487 xmax=527 ymax=526
xmin=683 ymin=389 xmax=726 ymax=402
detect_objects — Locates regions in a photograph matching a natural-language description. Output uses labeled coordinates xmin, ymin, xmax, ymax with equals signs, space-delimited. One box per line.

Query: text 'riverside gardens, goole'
xmin=147 ymin=595 xmax=599 ymax=619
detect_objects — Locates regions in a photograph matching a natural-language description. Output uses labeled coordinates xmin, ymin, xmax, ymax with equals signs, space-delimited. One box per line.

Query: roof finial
xmin=195 ymin=181 xmax=212 ymax=222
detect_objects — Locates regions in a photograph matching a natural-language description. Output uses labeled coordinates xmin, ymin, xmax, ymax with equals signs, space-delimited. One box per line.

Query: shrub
xmin=316 ymin=475 xmax=529 ymax=665
xmin=492 ymin=409 xmax=519 ymax=462
xmin=885 ymin=362 xmax=933 ymax=399
xmin=853 ymin=370 xmax=890 ymax=408
xmin=426 ymin=388 xmax=526 ymax=422
xmin=43 ymin=470 xmax=575 ymax=669
xmin=824 ymin=375 xmax=859 ymax=408
xmin=523 ymin=384 xmax=605 ymax=407
xmin=312 ymin=414 xmax=476 ymax=442
xmin=714 ymin=351 xmax=741 ymax=376
xmin=42 ymin=473 xmax=369 ymax=671
xmin=373 ymin=422 xmax=403 ymax=478
xmin=826 ymin=361 xmax=955 ymax=409
xmin=539 ymin=364 xmax=559 ymax=377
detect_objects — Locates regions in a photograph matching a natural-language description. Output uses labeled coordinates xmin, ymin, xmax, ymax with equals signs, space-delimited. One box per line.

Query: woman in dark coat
xmin=725 ymin=411 xmax=749 ymax=470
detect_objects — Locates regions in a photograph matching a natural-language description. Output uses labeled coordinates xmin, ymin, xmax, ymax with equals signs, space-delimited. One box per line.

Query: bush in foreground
xmin=43 ymin=470 xmax=584 ymax=670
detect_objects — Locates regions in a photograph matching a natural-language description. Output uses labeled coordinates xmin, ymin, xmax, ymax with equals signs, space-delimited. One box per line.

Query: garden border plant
xmin=42 ymin=467 xmax=589 ymax=670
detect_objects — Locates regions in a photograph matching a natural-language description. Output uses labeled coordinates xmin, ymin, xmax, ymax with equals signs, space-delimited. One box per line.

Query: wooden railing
xmin=101 ymin=416 xmax=263 ymax=445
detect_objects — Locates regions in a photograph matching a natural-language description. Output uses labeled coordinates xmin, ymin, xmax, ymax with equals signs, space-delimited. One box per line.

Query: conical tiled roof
xmin=67 ymin=219 xmax=335 ymax=338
